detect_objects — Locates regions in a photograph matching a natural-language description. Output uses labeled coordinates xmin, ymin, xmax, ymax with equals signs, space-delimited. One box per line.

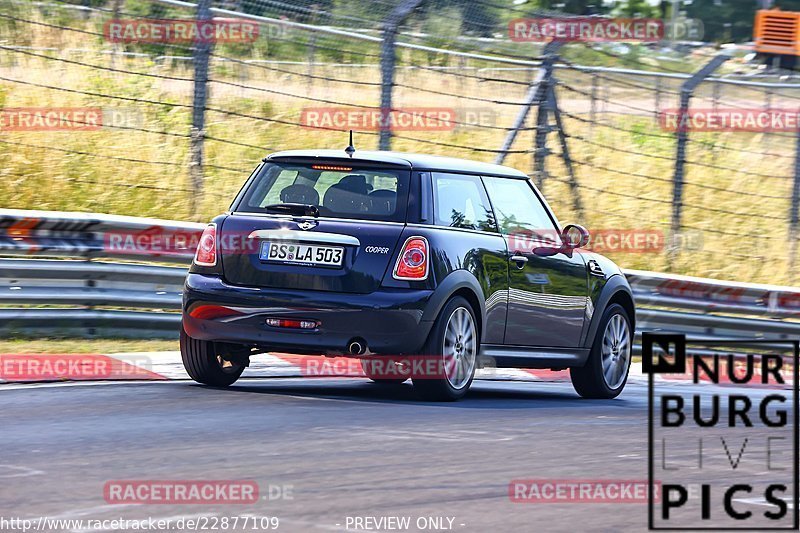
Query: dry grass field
xmin=0 ymin=7 xmax=797 ymax=285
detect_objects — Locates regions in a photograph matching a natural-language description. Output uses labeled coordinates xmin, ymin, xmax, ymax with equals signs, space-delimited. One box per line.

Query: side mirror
xmin=532 ymin=224 xmax=589 ymax=258
xmin=562 ymin=224 xmax=590 ymax=249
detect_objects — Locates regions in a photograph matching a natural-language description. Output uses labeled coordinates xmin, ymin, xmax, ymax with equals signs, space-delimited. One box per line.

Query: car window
xmin=259 ymin=169 xmax=299 ymax=206
xmin=432 ymin=173 xmax=496 ymax=232
xmin=482 ymin=176 xmax=561 ymax=244
xmin=236 ymin=162 xmax=409 ymax=222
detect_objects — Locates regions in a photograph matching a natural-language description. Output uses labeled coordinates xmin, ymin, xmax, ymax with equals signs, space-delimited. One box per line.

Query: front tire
xmin=570 ymin=303 xmax=632 ymax=399
xmin=412 ymin=296 xmax=478 ymax=401
xmin=180 ymin=324 xmax=245 ymax=386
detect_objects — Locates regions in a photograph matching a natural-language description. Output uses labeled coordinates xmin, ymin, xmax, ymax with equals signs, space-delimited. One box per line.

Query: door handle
xmin=509 ymin=255 xmax=528 ymax=268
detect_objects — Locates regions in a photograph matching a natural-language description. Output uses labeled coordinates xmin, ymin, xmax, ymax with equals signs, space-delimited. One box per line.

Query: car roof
xmin=266 ymin=149 xmax=529 ymax=179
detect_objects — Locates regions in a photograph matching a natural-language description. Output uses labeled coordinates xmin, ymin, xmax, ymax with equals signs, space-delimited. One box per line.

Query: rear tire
xmin=180 ymin=324 xmax=245 ymax=386
xmin=570 ymin=303 xmax=631 ymax=399
xmin=412 ymin=296 xmax=478 ymax=401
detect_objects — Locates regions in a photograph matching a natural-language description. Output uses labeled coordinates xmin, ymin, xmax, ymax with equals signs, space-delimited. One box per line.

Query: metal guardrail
xmin=0 ymin=208 xmax=203 ymax=263
xmin=2 ymin=209 xmax=800 ymax=342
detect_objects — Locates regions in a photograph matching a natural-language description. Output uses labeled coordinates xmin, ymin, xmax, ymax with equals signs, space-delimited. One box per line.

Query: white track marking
xmin=0 ymin=351 xmax=650 ymax=388
xmin=0 ymin=464 xmax=44 ymax=478
xmin=733 ymin=496 xmax=795 ymax=510
xmin=311 ymin=426 xmax=515 ymax=442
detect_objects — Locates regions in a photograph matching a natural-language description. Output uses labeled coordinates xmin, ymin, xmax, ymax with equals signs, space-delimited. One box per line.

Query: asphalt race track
xmin=0 ymin=378 xmax=792 ymax=532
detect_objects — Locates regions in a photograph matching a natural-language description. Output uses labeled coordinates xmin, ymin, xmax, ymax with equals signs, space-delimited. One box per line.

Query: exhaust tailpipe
xmin=347 ymin=339 xmax=366 ymax=355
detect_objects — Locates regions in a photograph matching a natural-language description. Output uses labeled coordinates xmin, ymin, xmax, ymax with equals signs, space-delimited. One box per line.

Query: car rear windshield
xmin=235 ymin=162 xmax=410 ymax=222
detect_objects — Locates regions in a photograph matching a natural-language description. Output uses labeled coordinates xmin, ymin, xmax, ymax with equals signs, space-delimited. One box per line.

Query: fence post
xmin=306 ymin=4 xmax=319 ymax=94
xmin=654 ymin=75 xmax=661 ymax=118
xmin=494 ymin=41 xmax=562 ymax=165
xmin=532 ymin=49 xmax=561 ymax=190
xmin=378 ymin=0 xmax=423 ymax=151
xmin=711 ymin=79 xmax=721 ymax=165
xmin=669 ymin=52 xmax=731 ymax=268
xmin=189 ymin=0 xmax=212 ymax=218
xmin=589 ymin=71 xmax=597 ymax=134
xmin=549 ymin=89 xmax=584 ymax=221
xmin=109 ymin=0 xmax=123 ymax=69
xmin=712 ymin=79 xmax=720 ymax=113
xmin=789 ymin=126 xmax=800 ymax=279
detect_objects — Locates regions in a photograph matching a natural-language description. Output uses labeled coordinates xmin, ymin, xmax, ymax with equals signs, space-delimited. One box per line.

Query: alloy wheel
xmin=600 ymin=313 xmax=631 ymax=389
xmin=442 ymin=307 xmax=477 ymax=389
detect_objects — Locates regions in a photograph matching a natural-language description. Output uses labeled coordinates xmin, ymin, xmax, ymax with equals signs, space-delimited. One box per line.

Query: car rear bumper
xmin=182 ymin=273 xmax=435 ymax=354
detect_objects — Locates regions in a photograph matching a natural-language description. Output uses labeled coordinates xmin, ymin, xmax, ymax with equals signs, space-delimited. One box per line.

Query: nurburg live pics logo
xmin=644 ymin=333 xmax=799 ymax=530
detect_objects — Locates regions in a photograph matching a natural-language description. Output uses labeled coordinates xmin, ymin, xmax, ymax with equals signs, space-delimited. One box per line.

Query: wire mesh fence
xmin=0 ymin=0 xmax=799 ymax=285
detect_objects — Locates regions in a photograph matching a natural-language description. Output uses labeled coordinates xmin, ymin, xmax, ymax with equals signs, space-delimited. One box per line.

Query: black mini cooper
xmin=181 ymin=148 xmax=635 ymax=401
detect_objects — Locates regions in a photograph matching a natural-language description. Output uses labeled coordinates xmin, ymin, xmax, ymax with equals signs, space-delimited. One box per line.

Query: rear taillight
xmin=194 ymin=223 xmax=217 ymax=267
xmin=393 ymin=236 xmax=429 ymax=280
xmin=189 ymin=304 xmax=242 ymax=320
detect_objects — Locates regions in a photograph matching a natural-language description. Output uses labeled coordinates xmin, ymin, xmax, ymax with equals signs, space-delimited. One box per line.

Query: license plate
xmin=259 ymin=241 xmax=344 ymax=267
